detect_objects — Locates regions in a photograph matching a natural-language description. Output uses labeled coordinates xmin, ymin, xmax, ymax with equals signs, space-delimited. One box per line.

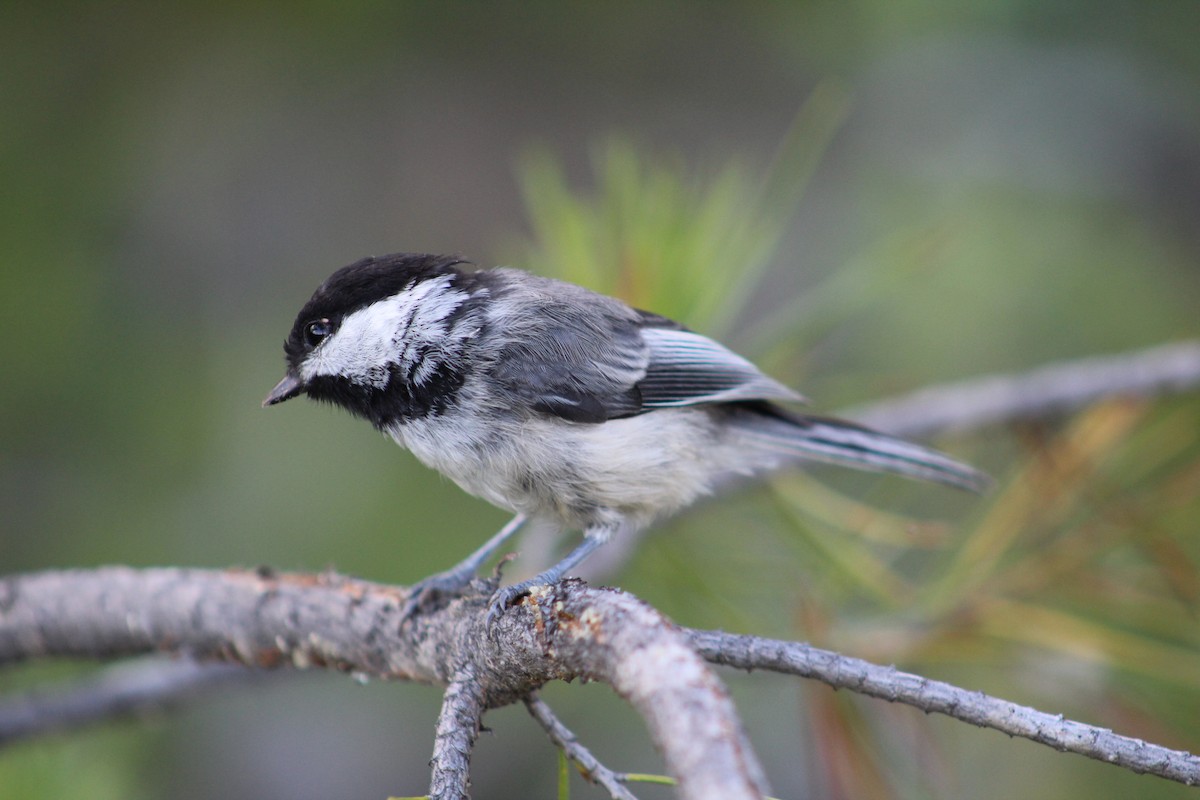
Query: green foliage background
xmin=2 ymin=2 xmax=1199 ymax=798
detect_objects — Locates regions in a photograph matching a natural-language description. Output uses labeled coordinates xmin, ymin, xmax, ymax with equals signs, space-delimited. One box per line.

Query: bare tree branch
xmin=525 ymin=694 xmax=640 ymax=800
xmin=431 ymin=671 xmax=487 ymax=800
xmin=9 ymin=568 xmax=1200 ymax=786
xmin=516 ymin=585 xmax=770 ymax=799
xmin=844 ymin=339 xmax=1200 ymax=438
xmin=0 ymin=658 xmax=253 ymax=744
xmin=686 ymin=629 xmax=1200 ymax=786
xmin=3 ymin=568 xmax=1199 ymax=787
xmin=0 ymin=568 xmax=765 ymax=800
xmin=17 ymin=623 xmax=1198 ymax=789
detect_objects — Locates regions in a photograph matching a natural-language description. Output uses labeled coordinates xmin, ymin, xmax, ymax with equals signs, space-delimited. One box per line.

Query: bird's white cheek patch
xmin=299 ymin=277 xmax=467 ymax=389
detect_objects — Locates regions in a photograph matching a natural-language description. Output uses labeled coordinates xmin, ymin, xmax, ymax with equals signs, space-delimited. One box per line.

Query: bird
xmin=264 ymin=252 xmax=988 ymax=624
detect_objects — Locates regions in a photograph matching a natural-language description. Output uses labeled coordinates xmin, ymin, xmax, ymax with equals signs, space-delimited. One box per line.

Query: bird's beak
xmin=263 ymin=374 xmax=304 ymax=407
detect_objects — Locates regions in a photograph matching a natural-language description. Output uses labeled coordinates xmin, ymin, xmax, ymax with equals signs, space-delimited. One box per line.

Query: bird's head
xmin=263 ymin=253 xmax=484 ymax=428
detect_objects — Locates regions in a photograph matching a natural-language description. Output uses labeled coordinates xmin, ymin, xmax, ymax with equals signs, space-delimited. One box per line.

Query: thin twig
xmin=844 ymin=340 xmax=1200 ymax=438
xmin=0 ymin=658 xmax=254 ymax=744
xmin=686 ymin=628 xmax=1200 ymax=786
xmin=525 ymin=694 xmax=640 ymax=800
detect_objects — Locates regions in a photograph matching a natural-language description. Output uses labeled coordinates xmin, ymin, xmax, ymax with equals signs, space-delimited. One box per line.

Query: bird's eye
xmin=304 ymin=318 xmax=334 ymax=348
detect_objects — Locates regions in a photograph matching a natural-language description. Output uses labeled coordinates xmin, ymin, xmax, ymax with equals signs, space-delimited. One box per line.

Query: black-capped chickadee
xmin=265 ymin=253 xmax=987 ymax=622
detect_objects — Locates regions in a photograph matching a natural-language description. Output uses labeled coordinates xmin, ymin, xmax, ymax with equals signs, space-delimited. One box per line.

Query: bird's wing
xmin=487 ymin=294 xmax=651 ymax=423
xmin=489 ymin=292 xmax=802 ymax=423
xmin=637 ymin=326 xmax=805 ymax=409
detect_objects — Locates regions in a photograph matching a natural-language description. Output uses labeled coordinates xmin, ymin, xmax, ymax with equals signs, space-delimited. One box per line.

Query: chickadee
xmin=265 ymin=252 xmax=987 ymax=622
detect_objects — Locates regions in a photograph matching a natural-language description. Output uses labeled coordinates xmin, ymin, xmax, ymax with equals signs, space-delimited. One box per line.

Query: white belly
xmin=391 ymin=406 xmax=737 ymax=532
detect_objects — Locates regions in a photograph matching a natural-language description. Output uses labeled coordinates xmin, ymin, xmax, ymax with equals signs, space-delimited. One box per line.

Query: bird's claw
xmin=484 ymin=581 xmax=538 ymax=635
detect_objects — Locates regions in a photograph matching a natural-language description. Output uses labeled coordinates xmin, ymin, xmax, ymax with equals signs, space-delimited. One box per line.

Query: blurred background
xmin=3 ymin=2 xmax=1199 ymax=798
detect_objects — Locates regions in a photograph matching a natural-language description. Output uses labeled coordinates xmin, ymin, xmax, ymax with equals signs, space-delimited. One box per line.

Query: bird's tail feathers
xmin=731 ymin=408 xmax=990 ymax=493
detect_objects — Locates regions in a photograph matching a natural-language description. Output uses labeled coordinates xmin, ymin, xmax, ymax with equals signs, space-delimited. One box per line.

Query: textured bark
xmin=687 ymin=629 xmax=1200 ymax=786
xmin=0 ymin=568 xmax=766 ymax=800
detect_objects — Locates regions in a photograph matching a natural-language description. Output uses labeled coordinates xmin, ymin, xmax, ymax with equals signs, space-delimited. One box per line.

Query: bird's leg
xmin=485 ymin=524 xmax=617 ymax=629
xmin=401 ymin=513 xmax=528 ymax=619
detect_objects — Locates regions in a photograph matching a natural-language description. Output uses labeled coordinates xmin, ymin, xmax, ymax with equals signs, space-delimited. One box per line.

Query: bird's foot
xmin=484 ymin=579 xmax=543 ymax=634
xmin=400 ymin=566 xmax=485 ymax=621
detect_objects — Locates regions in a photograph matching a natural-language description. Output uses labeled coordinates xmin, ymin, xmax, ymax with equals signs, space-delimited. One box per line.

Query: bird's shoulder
xmin=475 ymin=270 xmax=647 ymax=422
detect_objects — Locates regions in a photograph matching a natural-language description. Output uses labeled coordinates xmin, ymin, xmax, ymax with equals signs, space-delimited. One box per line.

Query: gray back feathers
xmin=481 ymin=270 xmax=803 ymax=423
